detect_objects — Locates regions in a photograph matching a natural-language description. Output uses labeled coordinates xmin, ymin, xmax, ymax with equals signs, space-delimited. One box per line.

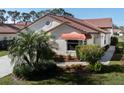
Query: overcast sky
xmin=2 ymin=8 xmax=124 ymax=26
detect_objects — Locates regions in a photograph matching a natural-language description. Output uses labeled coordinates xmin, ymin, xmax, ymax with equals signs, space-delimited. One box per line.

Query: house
xmin=113 ymin=29 xmax=123 ymax=36
xmin=20 ymin=14 xmax=113 ymax=56
xmin=0 ymin=24 xmax=19 ymax=41
xmin=0 ymin=22 xmax=31 ymax=41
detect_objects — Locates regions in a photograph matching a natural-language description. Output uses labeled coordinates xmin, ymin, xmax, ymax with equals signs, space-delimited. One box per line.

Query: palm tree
xmin=7 ymin=11 xmax=20 ymax=24
xmin=9 ymin=30 xmax=55 ymax=67
xmin=0 ymin=9 xmax=7 ymax=23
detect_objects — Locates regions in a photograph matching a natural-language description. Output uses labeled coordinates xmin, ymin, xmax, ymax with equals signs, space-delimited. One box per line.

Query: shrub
xmin=76 ymin=45 xmax=104 ymax=72
xmin=13 ymin=61 xmax=58 ymax=80
xmin=0 ymin=40 xmax=13 ymax=50
xmin=111 ymin=36 xmax=118 ymax=46
xmin=89 ymin=62 xmax=102 ymax=72
xmin=10 ymin=30 xmax=57 ymax=79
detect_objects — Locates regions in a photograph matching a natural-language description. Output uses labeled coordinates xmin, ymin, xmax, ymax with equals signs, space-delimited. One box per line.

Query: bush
xmin=76 ymin=45 xmax=104 ymax=72
xmin=111 ymin=36 xmax=118 ymax=46
xmin=0 ymin=40 xmax=13 ymax=50
xmin=13 ymin=61 xmax=59 ymax=80
xmin=10 ymin=31 xmax=58 ymax=80
xmin=89 ymin=62 xmax=102 ymax=72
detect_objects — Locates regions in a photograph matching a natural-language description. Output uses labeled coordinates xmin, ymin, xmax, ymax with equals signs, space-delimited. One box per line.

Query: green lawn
xmin=0 ymin=51 xmax=8 ymax=57
xmin=1 ymin=61 xmax=124 ymax=85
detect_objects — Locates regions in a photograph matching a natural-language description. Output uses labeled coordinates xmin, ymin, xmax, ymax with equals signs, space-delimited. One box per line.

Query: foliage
xmin=9 ymin=30 xmax=55 ymax=66
xmin=111 ymin=36 xmax=118 ymax=46
xmin=7 ymin=11 xmax=20 ymax=24
xmin=112 ymin=24 xmax=119 ymax=29
xmin=0 ymin=8 xmax=74 ymax=24
xmin=0 ymin=40 xmax=13 ymax=50
xmin=37 ymin=8 xmax=74 ymax=18
xmin=0 ymin=9 xmax=7 ymax=23
xmin=89 ymin=62 xmax=102 ymax=72
xmin=13 ymin=60 xmax=58 ymax=80
xmin=20 ymin=12 xmax=31 ymax=25
xmin=76 ymin=45 xmax=104 ymax=72
xmin=9 ymin=30 xmax=57 ymax=79
xmin=29 ymin=11 xmax=38 ymax=22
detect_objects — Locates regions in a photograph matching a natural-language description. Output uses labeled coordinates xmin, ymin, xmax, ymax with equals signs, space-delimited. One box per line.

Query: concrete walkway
xmin=57 ymin=62 xmax=88 ymax=67
xmin=100 ymin=46 xmax=115 ymax=65
xmin=0 ymin=55 xmax=13 ymax=78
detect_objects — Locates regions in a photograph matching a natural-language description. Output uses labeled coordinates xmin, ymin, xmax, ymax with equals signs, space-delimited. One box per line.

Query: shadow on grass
xmin=99 ymin=65 xmax=124 ymax=73
xmin=111 ymin=47 xmax=123 ymax=61
xmin=15 ymin=64 xmax=124 ymax=85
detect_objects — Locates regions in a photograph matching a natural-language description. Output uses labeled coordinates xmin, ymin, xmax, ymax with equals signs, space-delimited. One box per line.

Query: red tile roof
xmin=0 ymin=24 xmax=20 ymax=34
xmin=83 ymin=18 xmax=112 ymax=28
xmin=20 ymin=14 xmax=112 ymax=34
xmin=49 ymin=15 xmax=108 ymax=33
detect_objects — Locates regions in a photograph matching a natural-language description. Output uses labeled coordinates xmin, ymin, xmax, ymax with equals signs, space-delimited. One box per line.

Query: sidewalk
xmin=0 ymin=56 xmax=13 ymax=78
xmin=100 ymin=46 xmax=115 ymax=65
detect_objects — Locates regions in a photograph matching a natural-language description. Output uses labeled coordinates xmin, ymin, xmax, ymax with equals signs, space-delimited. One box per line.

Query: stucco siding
xmin=50 ymin=24 xmax=82 ymax=39
xmin=22 ymin=16 xmax=61 ymax=32
xmin=50 ymin=24 xmax=84 ymax=56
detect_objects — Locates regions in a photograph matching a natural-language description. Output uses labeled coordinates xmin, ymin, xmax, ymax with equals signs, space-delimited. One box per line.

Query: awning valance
xmin=61 ymin=32 xmax=86 ymax=40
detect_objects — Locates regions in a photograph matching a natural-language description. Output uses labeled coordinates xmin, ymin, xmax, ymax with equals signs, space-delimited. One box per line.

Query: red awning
xmin=61 ymin=32 xmax=86 ymax=40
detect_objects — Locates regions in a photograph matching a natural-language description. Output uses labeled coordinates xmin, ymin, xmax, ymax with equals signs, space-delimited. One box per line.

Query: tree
xmin=49 ymin=8 xmax=74 ymax=17
xmin=37 ymin=11 xmax=45 ymax=18
xmin=7 ymin=11 xmax=20 ymax=24
xmin=37 ymin=8 xmax=74 ymax=18
xmin=0 ymin=9 xmax=7 ymax=23
xmin=112 ymin=24 xmax=119 ymax=29
xmin=29 ymin=11 xmax=38 ymax=22
xmin=9 ymin=30 xmax=55 ymax=67
xmin=20 ymin=12 xmax=31 ymax=25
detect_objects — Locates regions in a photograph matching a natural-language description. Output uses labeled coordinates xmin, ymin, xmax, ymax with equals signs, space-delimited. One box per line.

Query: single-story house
xmin=0 ymin=22 xmax=31 ymax=41
xmin=0 ymin=24 xmax=19 ymax=40
xmin=113 ymin=29 xmax=123 ymax=36
xmin=20 ymin=14 xmax=113 ymax=56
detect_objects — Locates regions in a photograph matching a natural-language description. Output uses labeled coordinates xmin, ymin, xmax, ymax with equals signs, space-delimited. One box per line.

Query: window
xmin=104 ymin=35 xmax=106 ymax=44
xmin=45 ymin=21 xmax=50 ymax=25
xmin=67 ymin=40 xmax=83 ymax=50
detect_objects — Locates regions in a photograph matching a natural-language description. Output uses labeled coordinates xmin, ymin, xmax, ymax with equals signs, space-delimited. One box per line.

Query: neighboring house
xmin=113 ymin=29 xmax=124 ymax=36
xmin=0 ymin=23 xmax=31 ymax=41
xmin=0 ymin=24 xmax=19 ymax=41
xmin=20 ymin=14 xmax=113 ymax=56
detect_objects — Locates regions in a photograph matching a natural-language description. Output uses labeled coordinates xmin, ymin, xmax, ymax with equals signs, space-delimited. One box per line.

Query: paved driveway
xmin=0 ymin=55 xmax=13 ymax=78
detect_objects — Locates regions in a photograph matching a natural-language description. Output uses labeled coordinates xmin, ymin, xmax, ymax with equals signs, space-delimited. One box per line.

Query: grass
xmin=1 ymin=61 xmax=124 ymax=85
xmin=0 ymin=51 xmax=8 ymax=57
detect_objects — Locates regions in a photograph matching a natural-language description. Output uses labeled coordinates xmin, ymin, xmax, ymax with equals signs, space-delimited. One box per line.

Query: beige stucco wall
xmin=21 ymin=16 xmax=112 ymax=56
xmin=50 ymin=24 xmax=82 ymax=56
xmin=22 ymin=16 xmax=61 ymax=32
